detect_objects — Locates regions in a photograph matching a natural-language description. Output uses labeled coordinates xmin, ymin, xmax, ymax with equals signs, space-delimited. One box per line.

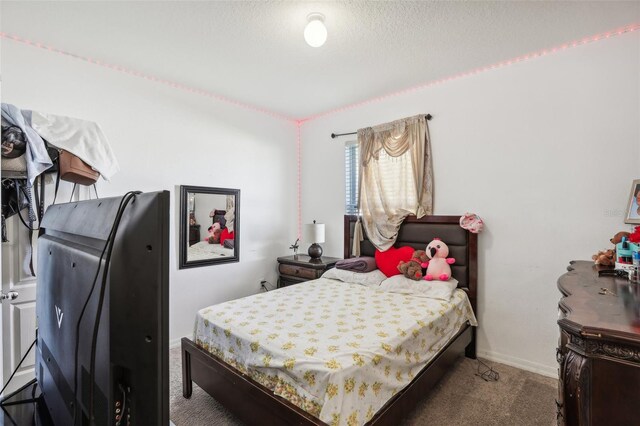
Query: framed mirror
xmin=179 ymin=185 xmax=240 ymax=269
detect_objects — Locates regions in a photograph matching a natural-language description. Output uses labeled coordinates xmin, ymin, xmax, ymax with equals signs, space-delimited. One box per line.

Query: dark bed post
xmin=344 ymin=215 xmax=355 ymax=258
xmin=465 ymin=329 xmax=477 ymax=359
xmin=465 ymin=231 xmax=478 ymax=359
xmin=182 ymin=338 xmax=193 ymax=398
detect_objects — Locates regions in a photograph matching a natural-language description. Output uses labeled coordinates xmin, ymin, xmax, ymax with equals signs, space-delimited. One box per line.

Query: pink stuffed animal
xmin=422 ymin=238 xmax=455 ymax=281
xmin=205 ymin=223 xmax=221 ymax=244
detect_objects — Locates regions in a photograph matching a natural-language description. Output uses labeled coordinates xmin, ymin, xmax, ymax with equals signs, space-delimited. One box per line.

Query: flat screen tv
xmin=36 ymin=190 xmax=169 ymax=426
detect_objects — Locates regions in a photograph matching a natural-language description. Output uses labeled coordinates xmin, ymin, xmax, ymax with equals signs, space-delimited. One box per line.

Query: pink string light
xmin=2 ymin=23 xmax=637 ymax=124
xmin=299 ymin=22 xmax=640 ymax=123
xmin=296 ymin=121 xmax=302 ymax=240
xmin=0 ymin=31 xmax=295 ymax=122
xmin=2 ymin=23 xmax=638 ymax=235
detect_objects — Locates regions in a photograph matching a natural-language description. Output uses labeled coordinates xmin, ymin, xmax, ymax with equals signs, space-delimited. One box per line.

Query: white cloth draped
xmin=27 ymin=110 xmax=120 ymax=180
xmin=225 ymin=194 xmax=235 ymax=233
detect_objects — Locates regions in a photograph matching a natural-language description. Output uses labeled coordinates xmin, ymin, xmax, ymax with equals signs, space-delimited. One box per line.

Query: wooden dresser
xmin=557 ymin=261 xmax=640 ymax=425
xmin=277 ymin=255 xmax=341 ymax=288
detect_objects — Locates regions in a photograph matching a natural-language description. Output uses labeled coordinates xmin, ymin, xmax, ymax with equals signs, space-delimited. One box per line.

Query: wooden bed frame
xmin=182 ymin=215 xmax=478 ymax=425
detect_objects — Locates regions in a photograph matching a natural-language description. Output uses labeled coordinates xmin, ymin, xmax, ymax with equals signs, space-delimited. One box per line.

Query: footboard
xmin=181 ymin=324 xmax=471 ymax=426
xmin=181 ymin=337 xmax=324 ymax=425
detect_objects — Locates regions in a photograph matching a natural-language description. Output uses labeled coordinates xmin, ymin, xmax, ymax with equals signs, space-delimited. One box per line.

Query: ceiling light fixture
xmin=304 ymin=13 xmax=327 ymax=47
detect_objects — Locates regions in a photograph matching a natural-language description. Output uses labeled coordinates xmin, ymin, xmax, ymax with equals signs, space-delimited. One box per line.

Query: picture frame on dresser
xmin=625 ymin=179 xmax=640 ymax=224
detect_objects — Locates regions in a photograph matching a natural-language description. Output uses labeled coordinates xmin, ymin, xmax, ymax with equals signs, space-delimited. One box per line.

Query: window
xmin=368 ymin=148 xmax=419 ymax=211
xmin=345 ymin=141 xmax=359 ymax=215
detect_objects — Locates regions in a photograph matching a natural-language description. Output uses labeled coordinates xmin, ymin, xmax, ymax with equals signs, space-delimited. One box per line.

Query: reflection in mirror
xmin=179 ymin=186 xmax=239 ymax=268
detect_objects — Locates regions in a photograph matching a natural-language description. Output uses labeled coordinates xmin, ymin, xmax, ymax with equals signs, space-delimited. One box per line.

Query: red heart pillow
xmin=375 ymin=246 xmax=415 ymax=277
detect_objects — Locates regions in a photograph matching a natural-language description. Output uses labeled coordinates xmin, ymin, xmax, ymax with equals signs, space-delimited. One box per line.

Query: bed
xmin=182 ymin=215 xmax=478 ymax=425
xmin=187 ymin=240 xmax=234 ymax=261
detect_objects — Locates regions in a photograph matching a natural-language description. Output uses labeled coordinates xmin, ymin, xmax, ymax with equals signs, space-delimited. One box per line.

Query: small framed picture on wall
xmin=625 ymin=179 xmax=640 ymax=224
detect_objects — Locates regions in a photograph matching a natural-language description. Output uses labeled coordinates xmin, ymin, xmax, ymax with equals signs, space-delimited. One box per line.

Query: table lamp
xmin=305 ymin=220 xmax=325 ymax=259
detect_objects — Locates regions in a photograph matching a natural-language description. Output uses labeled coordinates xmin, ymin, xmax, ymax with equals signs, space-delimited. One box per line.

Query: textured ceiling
xmin=1 ymin=1 xmax=639 ymax=120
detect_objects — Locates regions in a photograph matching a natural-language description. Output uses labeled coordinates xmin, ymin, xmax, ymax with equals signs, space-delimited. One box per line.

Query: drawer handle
xmin=295 ymin=270 xmax=299 ymax=274
xmin=581 ymin=331 xmax=602 ymax=338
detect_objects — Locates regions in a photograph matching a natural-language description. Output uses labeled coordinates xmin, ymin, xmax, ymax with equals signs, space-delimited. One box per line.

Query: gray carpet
xmin=169 ymin=347 xmax=557 ymax=426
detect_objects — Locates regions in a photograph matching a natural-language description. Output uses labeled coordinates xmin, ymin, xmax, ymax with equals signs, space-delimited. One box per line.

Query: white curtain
xmin=353 ymin=114 xmax=433 ymax=253
xmin=225 ymin=195 xmax=235 ymax=233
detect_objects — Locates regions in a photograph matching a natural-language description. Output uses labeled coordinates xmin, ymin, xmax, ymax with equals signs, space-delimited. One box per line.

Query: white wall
xmin=1 ymin=42 xmax=298 ymax=346
xmin=300 ymin=32 xmax=640 ymax=376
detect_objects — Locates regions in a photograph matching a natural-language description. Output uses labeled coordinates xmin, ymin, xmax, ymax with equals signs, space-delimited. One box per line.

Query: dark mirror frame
xmin=179 ymin=185 xmax=240 ymax=269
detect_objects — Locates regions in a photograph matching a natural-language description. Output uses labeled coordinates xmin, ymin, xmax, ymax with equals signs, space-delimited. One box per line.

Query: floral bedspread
xmin=187 ymin=241 xmax=233 ymax=261
xmin=193 ymin=277 xmax=477 ymax=426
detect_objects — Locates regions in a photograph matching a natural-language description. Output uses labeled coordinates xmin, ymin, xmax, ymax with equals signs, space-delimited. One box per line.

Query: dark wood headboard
xmin=344 ymin=215 xmax=478 ymax=314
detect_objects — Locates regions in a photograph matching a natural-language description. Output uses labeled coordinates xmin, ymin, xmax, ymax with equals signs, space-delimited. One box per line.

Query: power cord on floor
xmin=475 ymin=359 xmax=499 ymax=382
xmin=260 ymin=280 xmax=274 ymax=292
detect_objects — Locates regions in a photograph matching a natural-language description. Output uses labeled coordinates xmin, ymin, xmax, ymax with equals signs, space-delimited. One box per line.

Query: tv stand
xmin=0 ymin=378 xmax=38 ymax=407
xmin=1 ymin=379 xmax=178 ymax=426
xmin=0 ymin=379 xmax=53 ymax=426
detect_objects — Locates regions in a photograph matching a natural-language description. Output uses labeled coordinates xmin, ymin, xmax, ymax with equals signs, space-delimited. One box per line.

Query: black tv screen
xmin=36 ymin=191 xmax=169 ymax=426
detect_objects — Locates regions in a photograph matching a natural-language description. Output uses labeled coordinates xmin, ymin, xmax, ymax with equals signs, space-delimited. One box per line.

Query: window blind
xmin=345 ymin=141 xmax=359 ymax=215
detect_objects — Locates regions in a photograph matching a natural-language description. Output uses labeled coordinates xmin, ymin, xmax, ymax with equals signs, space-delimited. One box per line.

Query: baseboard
xmin=477 ymin=349 xmax=557 ymax=379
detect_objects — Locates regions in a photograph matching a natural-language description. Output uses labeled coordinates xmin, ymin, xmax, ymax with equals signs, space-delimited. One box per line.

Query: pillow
xmin=219 ymin=228 xmax=234 ymax=245
xmin=322 ymin=268 xmax=387 ymax=288
xmin=378 ymin=274 xmax=459 ymax=301
xmin=335 ymin=256 xmax=377 ymax=272
xmin=375 ymin=246 xmax=414 ymax=277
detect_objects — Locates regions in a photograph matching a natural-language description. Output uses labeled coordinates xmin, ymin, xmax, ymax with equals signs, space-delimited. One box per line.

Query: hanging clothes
xmin=26 ymin=110 xmax=120 ymax=180
xmin=1 ymin=103 xmax=52 ymax=185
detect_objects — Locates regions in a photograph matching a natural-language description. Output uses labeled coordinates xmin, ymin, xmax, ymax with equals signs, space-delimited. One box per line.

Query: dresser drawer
xmin=279 ymin=264 xmax=318 ymax=280
xmin=276 ymin=255 xmax=341 ymax=289
xmin=279 ymin=276 xmax=305 ymax=288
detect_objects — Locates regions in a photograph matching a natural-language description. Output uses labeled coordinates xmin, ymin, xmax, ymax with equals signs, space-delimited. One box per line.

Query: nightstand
xmin=189 ymin=224 xmax=200 ymax=246
xmin=277 ymin=255 xmax=341 ymax=288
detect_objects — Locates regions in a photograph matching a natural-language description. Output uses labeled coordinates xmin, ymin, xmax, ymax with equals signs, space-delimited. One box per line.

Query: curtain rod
xmin=330 ymin=114 xmax=432 ymax=139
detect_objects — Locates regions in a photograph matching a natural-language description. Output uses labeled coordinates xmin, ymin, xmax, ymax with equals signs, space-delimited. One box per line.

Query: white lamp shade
xmin=304 ymin=14 xmax=327 ymax=47
xmin=304 ymin=223 xmax=325 ymax=244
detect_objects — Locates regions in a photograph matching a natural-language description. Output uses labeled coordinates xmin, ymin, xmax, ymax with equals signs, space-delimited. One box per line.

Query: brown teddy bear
xmin=398 ymin=260 xmax=422 ymax=280
xmin=610 ymin=231 xmax=630 ymax=245
xmin=592 ymin=249 xmax=615 ymax=266
xmin=397 ymin=249 xmax=429 ymax=281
